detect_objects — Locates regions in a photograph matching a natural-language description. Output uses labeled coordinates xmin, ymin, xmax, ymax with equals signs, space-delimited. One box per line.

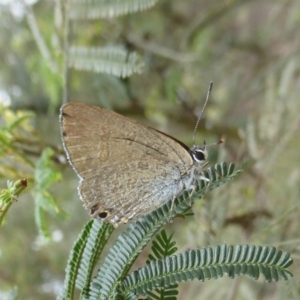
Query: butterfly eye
xmin=192 ymin=147 xmax=207 ymax=162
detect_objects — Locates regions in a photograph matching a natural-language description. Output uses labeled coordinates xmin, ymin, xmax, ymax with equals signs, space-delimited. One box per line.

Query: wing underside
xmin=60 ymin=102 xmax=193 ymax=226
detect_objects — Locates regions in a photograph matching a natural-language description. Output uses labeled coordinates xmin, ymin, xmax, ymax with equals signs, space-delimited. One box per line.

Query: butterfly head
xmin=190 ymin=144 xmax=208 ymax=163
xmin=191 ymin=137 xmax=224 ymax=164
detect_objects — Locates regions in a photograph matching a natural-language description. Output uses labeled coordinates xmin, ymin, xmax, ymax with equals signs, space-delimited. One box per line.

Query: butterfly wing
xmin=60 ymin=102 xmax=194 ymax=226
xmin=79 ymin=159 xmax=187 ymax=225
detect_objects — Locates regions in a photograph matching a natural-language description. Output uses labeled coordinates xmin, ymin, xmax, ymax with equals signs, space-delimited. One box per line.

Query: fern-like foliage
xmin=57 ymin=220 xmax=114 ymax=300
xmin=58 ymin=163 xmax=293 ymax=300
xmin=123 ymin=244 xmax=293 ymax=296
xmin=66 ymin=0 xmax=148 ymax=79
xmin=34 ymin=147 xmax=67 ymax=239
xmin=69 ymin=46 xmax=144 ymax=78
xmin=0 ymin=179 xmax=27 ymax=227
xmin=146 ymin=230 xmax=179 ymax=300
xmin=148 ymin=230 xmax=178 ymax=262
xmin=80 ymin=163 xmax=241 ymax=299
xmin=58 ymin=220 xmax=94 ymax=300
xmin=70 ymin=0 xmax=158 ymax=19
xmin=76 ymin=221 xmax=114 ymax=297
xmin=0 ymin=106 xmax=35 ymax=173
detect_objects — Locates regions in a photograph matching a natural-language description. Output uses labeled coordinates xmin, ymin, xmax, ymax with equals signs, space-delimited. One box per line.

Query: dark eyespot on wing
xmin=98 ymin=212 xmax=108 ymax=219
xmin=95 ymin=208 xmax=114 ymax=220
xmin=62 ymin=131 xmax=67 ymax=136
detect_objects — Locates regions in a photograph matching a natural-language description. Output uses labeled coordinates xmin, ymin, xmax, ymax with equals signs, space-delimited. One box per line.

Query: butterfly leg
xmin=170 ymin=195 xmax=176 ymax=215
xmin=187 ymin=173 xmax=210 ymax=206
xmin=162 ymin=196 xmax=175 ymax=224
xmin=187 ymin=185 xmax=196 ymax=207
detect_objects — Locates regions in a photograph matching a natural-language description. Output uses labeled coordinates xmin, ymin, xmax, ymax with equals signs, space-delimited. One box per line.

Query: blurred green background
xmin=0 ymin=0 xmax=299 ymax=299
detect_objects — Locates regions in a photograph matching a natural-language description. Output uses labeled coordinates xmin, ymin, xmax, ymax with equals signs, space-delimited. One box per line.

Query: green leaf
xmin=87 ymin=162 xmax=241 ymax=299
xmin=0 ymin=179 xmax=28 ymax=226
xmin=57 ymin=220 xmax=94 ymax=300
xmin=33 ymin=148 xmax=66 ymax=238
xmin=69 ymin=46 xmax=144 ymax=78
xmin=35 ymin=205 xmax=50 ymax=240
xmin=147 ymin=230 xmax=179 ymax=299
xmin=124 ymin=245 xmax=294 ymax=296
xmin=34 ymin=148 xmax=61 ymax=190
xmin=70 ymin=0 xmax=158 ymax=19
xmin=76 ymin=221 xmax=114 ymax=297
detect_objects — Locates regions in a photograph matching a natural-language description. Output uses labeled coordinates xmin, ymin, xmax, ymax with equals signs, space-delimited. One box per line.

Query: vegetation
xmin=0 ymin=0 xmax=299 ymax=299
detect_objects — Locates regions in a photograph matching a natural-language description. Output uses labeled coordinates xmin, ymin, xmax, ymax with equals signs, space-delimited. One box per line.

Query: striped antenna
xmin=193 ymin=82 xmax=213 ymax=146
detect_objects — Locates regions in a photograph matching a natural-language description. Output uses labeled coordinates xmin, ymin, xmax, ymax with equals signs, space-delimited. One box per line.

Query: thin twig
xmin=22 ymin=0 xmax=59 ymax=73
xmin=62 ymin=0 xmax=71 ymax=104
xmin=127 ymin=33 xmax=199 ymax=63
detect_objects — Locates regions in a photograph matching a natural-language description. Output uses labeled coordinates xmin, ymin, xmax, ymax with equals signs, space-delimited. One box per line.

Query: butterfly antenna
xmin=193 ymin=82 xmax=213 ymax=146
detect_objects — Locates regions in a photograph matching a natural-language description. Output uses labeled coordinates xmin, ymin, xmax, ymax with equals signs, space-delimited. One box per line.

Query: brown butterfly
xmin=60 ymin=85 xmax=213 ymax=227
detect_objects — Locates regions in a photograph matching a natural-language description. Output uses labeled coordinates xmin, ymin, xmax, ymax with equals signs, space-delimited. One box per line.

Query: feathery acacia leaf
xmin=57 ymin=163 xmax=294 ymax=299
xmin=69 ymin=46 xmax=144 ymax=78
xmin=76 ymin=221 xmax=114 ymax=297
xmin=57 ymin=220 xmax=94 ymax=300
xmin=0 ymin=179 xmax=27 ymax=227
xmin=57 ymin=220 xmax=114 ymax=300
xmin=33 ymin=148 xmax=66 ymax=239
xmin=123 ymin=244 xmax=293 ymax=296
xmin=70 ymin=0 xmax=158 ymax=19
xmin=146 ymin=230 xmax=179 ymax=299
xmin=86 ymin=163 xmax=241 ymax=299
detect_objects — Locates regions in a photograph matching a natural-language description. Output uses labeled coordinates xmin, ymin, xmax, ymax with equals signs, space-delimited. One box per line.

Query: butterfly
xmin=60 ymin=84 xmax=214 ymax=227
